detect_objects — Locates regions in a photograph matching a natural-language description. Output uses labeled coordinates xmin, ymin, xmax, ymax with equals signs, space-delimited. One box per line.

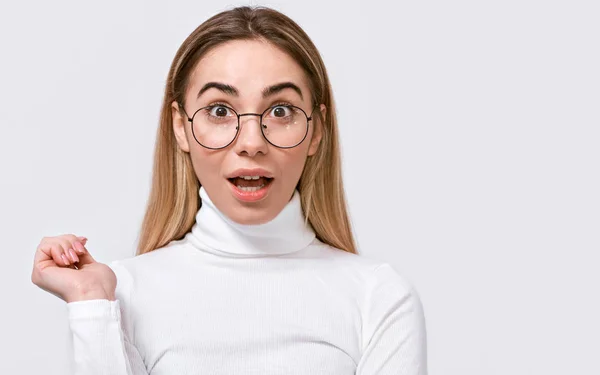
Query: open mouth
xmin=227 ymin=176 xmax=274 ymax=192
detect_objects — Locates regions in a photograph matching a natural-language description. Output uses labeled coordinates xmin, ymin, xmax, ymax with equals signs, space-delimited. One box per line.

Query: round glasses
xmin=179 ymin=103 xmax=317 ymax=150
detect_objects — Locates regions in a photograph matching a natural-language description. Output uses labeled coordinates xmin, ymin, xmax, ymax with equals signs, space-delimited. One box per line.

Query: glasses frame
xmin=178 ymin=102 xmax=318 ymax=150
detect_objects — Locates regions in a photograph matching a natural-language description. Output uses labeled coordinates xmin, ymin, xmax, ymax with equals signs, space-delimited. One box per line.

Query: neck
xmin=186 ymin=186 xmax=316 ymax=257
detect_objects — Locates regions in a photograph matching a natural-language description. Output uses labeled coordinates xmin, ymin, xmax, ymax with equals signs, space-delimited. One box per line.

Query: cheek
xmin=278 ymin=148 xmax=309 ymax=186
xmin=188 ymin=147 xmax=224 ymax=185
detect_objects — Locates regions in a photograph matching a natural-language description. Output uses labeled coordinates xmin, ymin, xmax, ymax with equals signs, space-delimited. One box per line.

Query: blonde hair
xmin=136 ymin=6 xmax=358 ymax=255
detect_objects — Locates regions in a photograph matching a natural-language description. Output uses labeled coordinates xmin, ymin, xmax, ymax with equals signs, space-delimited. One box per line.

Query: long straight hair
xmin=136 ymin=6 xmax=358 ymax=255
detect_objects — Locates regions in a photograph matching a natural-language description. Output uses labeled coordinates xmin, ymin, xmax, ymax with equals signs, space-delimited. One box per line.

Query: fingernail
xmin=69 ymin=249 xmax=79 ymax=263
xmin=61 ymin=254 xmax=70 ymax=266
xmin=74 ymin=241 xmax=85 ymax=253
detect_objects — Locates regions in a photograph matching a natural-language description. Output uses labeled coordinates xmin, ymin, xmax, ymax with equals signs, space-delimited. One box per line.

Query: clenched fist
xmin=31 ymin=234 xmax=117 ymax=303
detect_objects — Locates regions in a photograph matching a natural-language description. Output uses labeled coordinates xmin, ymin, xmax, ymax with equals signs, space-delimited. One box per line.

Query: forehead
xmin=188 ymin=39 xmax=310 ymax=98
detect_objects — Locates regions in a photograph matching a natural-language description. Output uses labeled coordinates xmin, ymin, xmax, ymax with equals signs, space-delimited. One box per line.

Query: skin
xmin=32 ymin=39 xmax=326 ymax=302
xmin=31 ymin=235 xmax=116 ymax=302
xmin=171 ymin=39 xmax=325 ymax=225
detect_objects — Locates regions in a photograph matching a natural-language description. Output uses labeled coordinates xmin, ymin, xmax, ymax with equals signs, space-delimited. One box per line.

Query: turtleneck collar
xmin=185 ymin=186 xmax=316 ymax=257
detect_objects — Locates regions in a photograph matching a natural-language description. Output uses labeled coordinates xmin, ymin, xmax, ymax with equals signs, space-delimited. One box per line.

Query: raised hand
xmin=31 ymin=234 xmax=117 ymax=303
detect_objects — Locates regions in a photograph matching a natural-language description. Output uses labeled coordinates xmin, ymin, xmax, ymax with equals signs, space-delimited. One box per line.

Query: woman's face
xmin=172 ymin=39 xmax=325 ymax=225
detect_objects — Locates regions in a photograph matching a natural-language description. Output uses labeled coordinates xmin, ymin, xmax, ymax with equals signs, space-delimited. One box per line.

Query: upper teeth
xmin=240 ymin=176 xmax=261 ymax=180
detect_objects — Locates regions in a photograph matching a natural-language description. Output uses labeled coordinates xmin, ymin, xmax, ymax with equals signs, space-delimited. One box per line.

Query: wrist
xmin=67 ymin=288 xmax=115 ymax=303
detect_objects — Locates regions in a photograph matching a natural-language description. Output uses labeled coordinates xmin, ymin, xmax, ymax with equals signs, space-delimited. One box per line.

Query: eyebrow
xmin=196 ymin=81 xmax=304 ymax=101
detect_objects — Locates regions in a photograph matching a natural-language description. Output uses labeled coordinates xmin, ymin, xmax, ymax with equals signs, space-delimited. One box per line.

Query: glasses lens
xmin=192 ymin=105 xmax=238 ymax=148
xmin=262 ymin=105 xmax=308 ymax=147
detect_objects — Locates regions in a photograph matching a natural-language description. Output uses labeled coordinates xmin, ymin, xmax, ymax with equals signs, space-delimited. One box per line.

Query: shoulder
xmin=363 ymin=261 xmax=423 ymax=316
xmin=368 ymin=262 xmax=420 ymax=300
xmin=307 ymin=237 xmax=384 ymax=272
xmin=106 ymin=238 xmax=189 ymax=287
xmin=102 ymin=239 xmax=190 ymax=308
xmin=309 ymin=238 xmax=423 ymax=303
xmin=361 ymin=261 xmax=426 ymax=347
xmin=309 ymin=238 xmax=417 ymax=284
xmin=310 ymin=240 xmax=425 ymax=320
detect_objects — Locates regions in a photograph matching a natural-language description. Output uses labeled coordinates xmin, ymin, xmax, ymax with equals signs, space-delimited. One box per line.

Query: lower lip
xmin=229 ymin=179 xmax=273 ymax=202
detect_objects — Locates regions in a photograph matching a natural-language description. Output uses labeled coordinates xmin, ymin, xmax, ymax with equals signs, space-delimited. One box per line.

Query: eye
xmin=208 ymin=105 xmax=234 ymax=117
xmin=267 ymin=105 xmax=293 ymax=118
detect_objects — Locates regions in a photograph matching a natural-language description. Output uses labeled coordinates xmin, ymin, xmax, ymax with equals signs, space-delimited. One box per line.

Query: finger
xmin=59 ymin=239 xmax=80 ymax=264
xmin=65 ymin=235 xmax=85 ymax=255
xmin=66 ymin=234 xmax=87 ymax=254
xmin=34 ymin=242 xmax=52 ymax=264
xmin=68 ymin=234 xmax=87 ymax=246
xmin=67 ymin=247 xmax=80 ymax=264
xmin=72 ymin=239 xmax=88 ymax=255
xmin=72 ymin=240 xmax=96 ymax=265
xmin=35 ymin=240 xmax=69 ymax=267
xmin=54 ymin=242 xmax=72 ymax=266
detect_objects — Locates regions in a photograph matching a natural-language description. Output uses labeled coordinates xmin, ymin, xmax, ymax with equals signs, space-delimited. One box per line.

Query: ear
xmin=172 ymin=101 xmax=190 ymax=152
xmin=307 ymin=104 xmax=326 ymax=156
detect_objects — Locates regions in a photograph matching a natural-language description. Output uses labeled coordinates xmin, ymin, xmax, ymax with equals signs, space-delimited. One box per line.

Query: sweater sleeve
xmin=356 ymin=263 xmax=428 ymax=375
xmin=66 ymin=260 xmax=148 ymax=375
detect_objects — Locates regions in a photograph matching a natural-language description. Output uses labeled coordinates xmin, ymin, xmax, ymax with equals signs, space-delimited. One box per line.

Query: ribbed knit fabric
xmin=66 ymin=186 xmax=428 ymax=374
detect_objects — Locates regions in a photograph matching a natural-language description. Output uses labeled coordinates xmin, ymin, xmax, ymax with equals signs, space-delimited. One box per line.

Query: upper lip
xmin=226 ymin=168 xmax=274 ymax=179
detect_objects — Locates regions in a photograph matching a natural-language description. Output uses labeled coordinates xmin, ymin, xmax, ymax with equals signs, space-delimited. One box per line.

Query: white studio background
xmin=1 ymin=0 xmax=598 ymax=374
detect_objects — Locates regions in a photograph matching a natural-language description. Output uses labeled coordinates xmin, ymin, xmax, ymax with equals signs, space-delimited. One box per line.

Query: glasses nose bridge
xmin=235 ymin=112 xmax=266 ymax=144
xmin=236 ymin=112 xmax=266 ymax=132
xmin=237 ymin=112 xmax=263 ymax=124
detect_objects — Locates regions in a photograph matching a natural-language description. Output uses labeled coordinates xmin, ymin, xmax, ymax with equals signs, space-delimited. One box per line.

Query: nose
xmin=232 ymin=114 xmax=269 ymax=157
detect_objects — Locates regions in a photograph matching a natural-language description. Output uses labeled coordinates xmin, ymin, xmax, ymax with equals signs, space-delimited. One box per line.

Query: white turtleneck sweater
xmin=66 ymin=187 xmax=428 ymax=374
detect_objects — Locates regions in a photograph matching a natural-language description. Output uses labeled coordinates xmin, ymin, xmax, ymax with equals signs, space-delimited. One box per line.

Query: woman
xmin=31 ymin=5 xmax=427 ymax=375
